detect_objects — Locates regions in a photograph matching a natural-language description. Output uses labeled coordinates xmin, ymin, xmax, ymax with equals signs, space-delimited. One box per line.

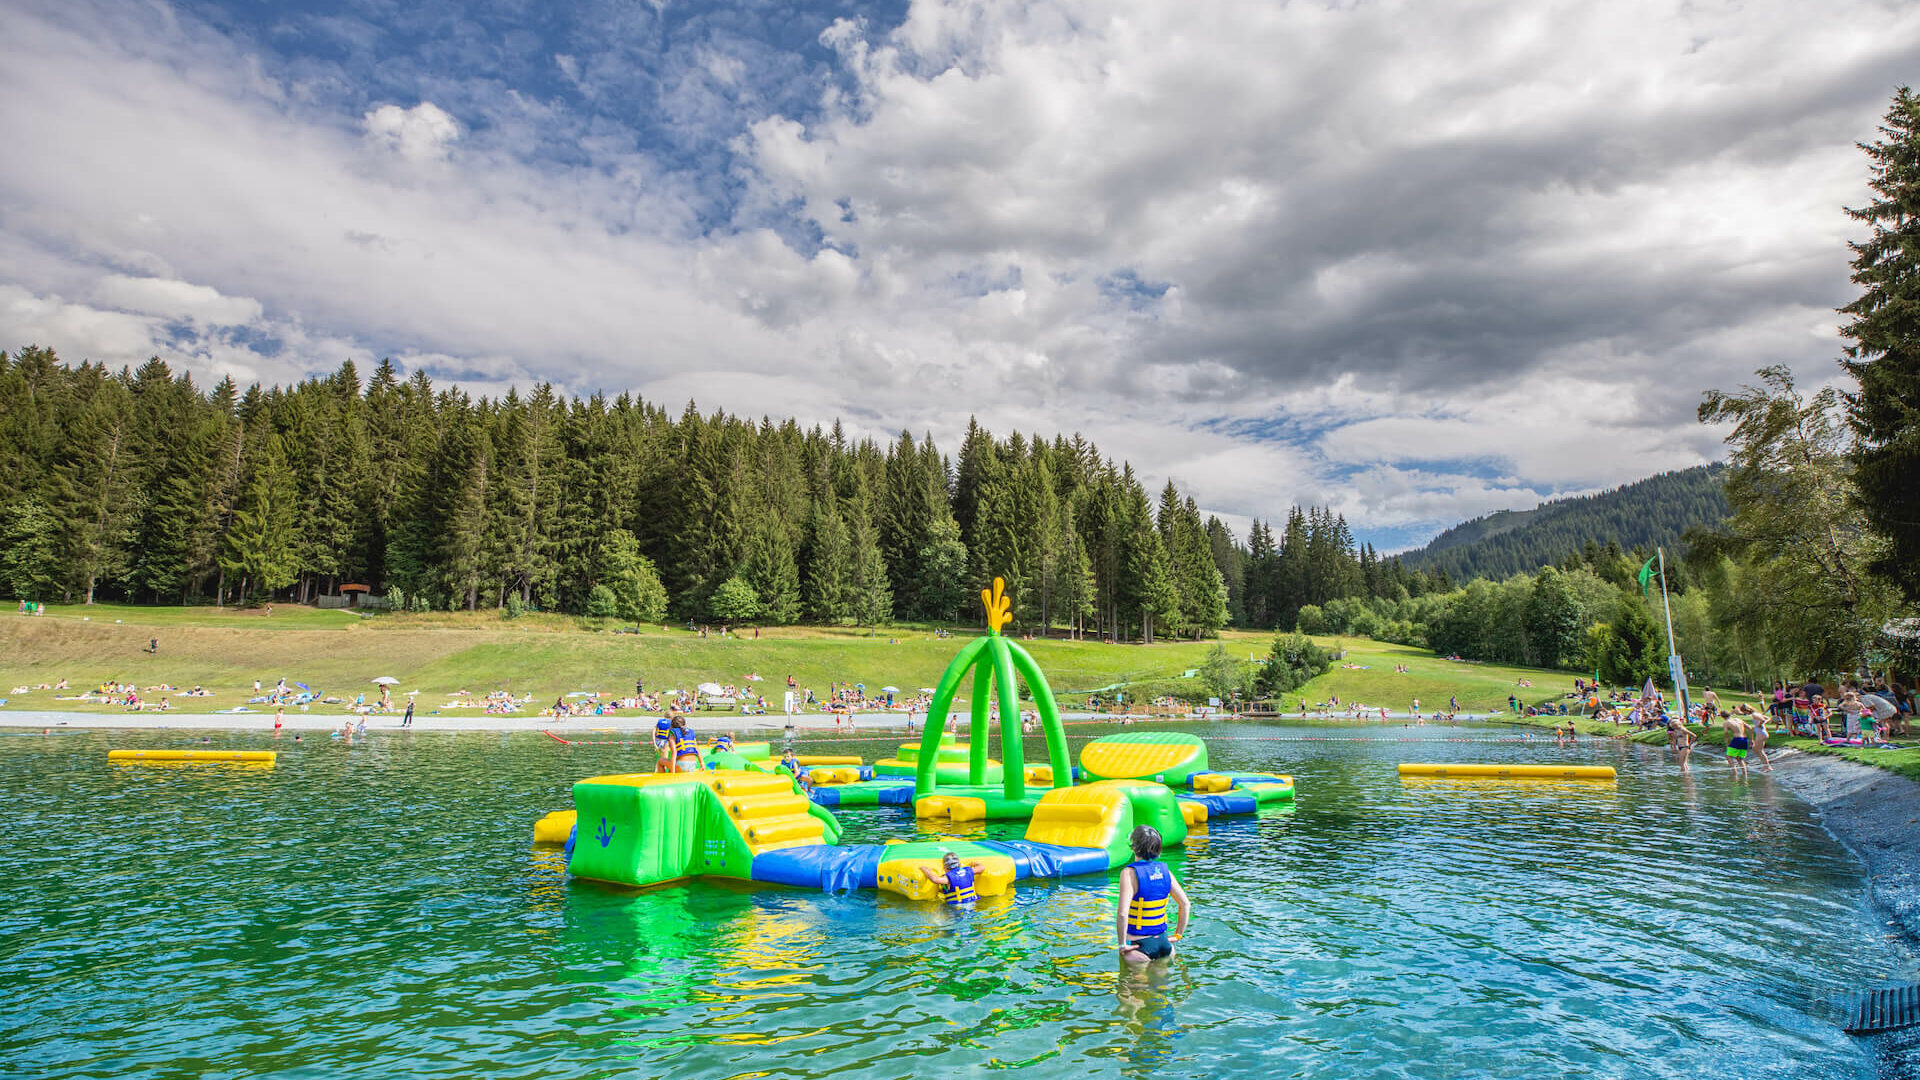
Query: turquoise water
xmin=0 ymin=723 xmax=1903 ymax=1078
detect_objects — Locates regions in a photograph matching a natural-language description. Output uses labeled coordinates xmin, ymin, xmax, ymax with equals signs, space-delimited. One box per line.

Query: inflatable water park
xmin=534 ymin=579 xmax=1297 ymax=901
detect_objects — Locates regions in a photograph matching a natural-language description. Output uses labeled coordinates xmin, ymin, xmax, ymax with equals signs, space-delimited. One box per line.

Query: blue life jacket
xmin=713 ymin=735 xmax=734 ymax=751
xmin=1125 ymin=859 xmax=1171 ymax=936
xmin=654 ymin=717 xmax=672 ymax=744
xmin=674 ymin=730 xmax=700 ymax=758
xmin=943 ymin=865 xmax=977 ymax=906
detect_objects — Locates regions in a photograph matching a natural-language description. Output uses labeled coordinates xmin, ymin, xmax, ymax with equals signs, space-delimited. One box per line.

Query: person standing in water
xmin=1117 ymin=826 xmax=1190 ymax=964
xmin=401 ymin=699 xmax=414 ymax=728
xmin=1666 ymin=718 xmax=1698 ymax=771
xmin=1723 ymin=710 xmax=1751 ymax=779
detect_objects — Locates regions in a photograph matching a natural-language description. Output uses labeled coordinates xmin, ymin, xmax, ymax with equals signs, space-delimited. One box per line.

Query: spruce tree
xmin=220 ymin=433 xmax=300 ymax=602
xmin=804 ymin=500 xmax=850 ymax=623
xmin=1839 ymin=86 xmax=1920 ymax=601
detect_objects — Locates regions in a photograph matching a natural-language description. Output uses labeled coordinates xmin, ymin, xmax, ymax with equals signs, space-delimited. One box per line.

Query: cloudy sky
xmin=2 ymin=0 xmax=1914 ymax=549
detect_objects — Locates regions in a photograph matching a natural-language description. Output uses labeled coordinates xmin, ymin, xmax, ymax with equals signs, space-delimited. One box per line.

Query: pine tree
xmin=50 ymin=367 xmax=143 ymax=604
xmin=1839 ymin=86 xmax=1920 ymax=601
xmin=804 ymin=499 xmax=850 ymax=623
xmin=844 ymin=491 xmax=893 ymax=627
xmin=221 ymin=433 xmax=300 ymax=602
xmin=743 ymin=518 xmax=801 ymax=624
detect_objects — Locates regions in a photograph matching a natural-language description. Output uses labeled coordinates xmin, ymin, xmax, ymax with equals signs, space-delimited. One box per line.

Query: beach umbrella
xmin=371 ymin=676 xmax=400 ymax=685
xmin=697 ymin=682 xmax=725 ymax=695
xmin=880 ymin=686 xmax=901 ymax=693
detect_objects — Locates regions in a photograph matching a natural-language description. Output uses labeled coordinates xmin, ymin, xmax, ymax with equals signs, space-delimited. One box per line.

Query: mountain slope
xmin=1400 ymin=465 xmax=1729 ymax=581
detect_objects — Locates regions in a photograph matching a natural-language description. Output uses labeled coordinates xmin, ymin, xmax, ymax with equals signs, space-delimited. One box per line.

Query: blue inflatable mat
xmin=750 ymin=844 xmax=885 ymax=892
xmin=1177 ymin=792 xmax=1259 ymax=816
xmin=979 ymin=840 xmax=1112 ymax=879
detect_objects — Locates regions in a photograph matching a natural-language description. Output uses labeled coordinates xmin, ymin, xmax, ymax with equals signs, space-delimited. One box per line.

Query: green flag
xmin=1638 ymin=556 xmax=1657 ymax=596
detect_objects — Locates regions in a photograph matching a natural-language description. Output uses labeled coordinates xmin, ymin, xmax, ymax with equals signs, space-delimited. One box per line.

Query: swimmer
xmin=1117 ymin=825 xmax=1189 ymax=965
xmin=712 ymin=730 xmax=735 ymax=753
xmin=1666 ymin=718 xmax=1697 ymax=772
xmin=919 ymin=852 xmax=985 ymax=907
xmin=1723 ymin=711 xmax=1750 ymax=779
xmin=780 ymin=747 xmax=802 ymax=776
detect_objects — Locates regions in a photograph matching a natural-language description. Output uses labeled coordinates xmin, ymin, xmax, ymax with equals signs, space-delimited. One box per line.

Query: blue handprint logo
xmin=596 ymin=816 xmax=616 ymax=848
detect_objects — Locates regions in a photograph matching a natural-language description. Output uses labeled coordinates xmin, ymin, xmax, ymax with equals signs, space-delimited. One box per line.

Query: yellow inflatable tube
xmin=533 ymin=809 xmax=577 ymax=844
xmin=108 ymin=749 xmax=277 ymax=763
xmin=1398 ymin=763 xmax=1615 ymax=780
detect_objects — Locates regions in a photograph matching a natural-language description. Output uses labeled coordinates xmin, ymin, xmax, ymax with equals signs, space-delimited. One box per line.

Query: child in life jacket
xmin=1116 ymin=825 xmax=1189 ymax=963
xmin=670 ymin=717 xmax=703 ymax=772
xmin=919 ymin=851 xmax=986 ymax=907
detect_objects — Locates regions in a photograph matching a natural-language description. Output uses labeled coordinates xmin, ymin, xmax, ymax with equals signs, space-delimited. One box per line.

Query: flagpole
xmin=1658 ymin=547 xmax=1677 ymax=657
xmin=1657 ymin=547 xmax=1689 ymax=719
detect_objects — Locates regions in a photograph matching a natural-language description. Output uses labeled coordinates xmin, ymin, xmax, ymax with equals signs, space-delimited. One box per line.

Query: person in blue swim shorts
xmin=1116 ymin=825 xmax=1189 ymax=964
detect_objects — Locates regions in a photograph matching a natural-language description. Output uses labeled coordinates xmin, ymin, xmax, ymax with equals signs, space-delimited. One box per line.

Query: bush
xmin=1296 ymin=604 xmax=1329 ymax=635
xmin=503 ymin=594 xmax=525 ymax=620
xmin=586 ymin=584 xmax=619 ymax=619
xmin=1255 ymin=632 xmax=1332 ymax=697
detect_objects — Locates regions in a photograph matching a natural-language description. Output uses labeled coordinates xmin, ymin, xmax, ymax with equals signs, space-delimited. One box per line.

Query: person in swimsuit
xmin=1723 ymin=711 xmax=1750 ymax=779
xmin=1117 ymin=826 xmax=1190 ymax=965
xmin=1666 ymin=719 xmax=1697 ymax=772
xmin=1746 ymin=707 xmax=1773 ymax=772
xmin=712 ymin=731 xmax=735 ymax=753
xmin=920 ymin=852 xmax=985 ymax=907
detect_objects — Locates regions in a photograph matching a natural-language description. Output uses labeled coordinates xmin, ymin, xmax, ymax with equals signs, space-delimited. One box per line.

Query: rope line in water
xmin=540 ymin=728 xmax=1602 ymax=748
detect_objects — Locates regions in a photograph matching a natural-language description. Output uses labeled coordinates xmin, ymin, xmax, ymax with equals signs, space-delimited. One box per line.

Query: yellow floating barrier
xmin=1398 ymin=763 xmax=1614 ymax=780
xmin=108 ymin=749 xmax=277 ymax=763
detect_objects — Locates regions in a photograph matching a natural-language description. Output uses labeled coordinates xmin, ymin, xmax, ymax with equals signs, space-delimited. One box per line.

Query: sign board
xmin=783 ymin=690 xmax=796 ymax=716
xmin=1208 ymin=697 xmax=1222 ymax=708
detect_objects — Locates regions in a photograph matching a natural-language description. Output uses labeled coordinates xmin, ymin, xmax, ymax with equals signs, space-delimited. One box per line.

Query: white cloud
xmin=0 ymin=0 xmax=1913 ymax=546
xmin=363 ymin=102 xmax=462 ymax=163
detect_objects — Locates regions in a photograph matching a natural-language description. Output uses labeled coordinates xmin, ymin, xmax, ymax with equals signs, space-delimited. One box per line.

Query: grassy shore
xmin=0 ymin=603 xmax=1582 ymax=718
xmin=1508 ymin=709 xmax=1920 ymax=783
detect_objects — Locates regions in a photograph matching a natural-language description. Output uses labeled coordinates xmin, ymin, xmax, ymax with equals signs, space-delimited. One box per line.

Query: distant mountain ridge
xmin=1399 ymin=465 xmax=1729 ymax=582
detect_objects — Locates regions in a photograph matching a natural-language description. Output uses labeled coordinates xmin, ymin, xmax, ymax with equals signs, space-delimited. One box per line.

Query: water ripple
xmin=0 ymin=725 xmax=1906 ymax=1079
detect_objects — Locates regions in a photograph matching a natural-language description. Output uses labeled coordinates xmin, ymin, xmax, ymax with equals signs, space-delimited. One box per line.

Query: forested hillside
xmin=1399 ymin=466 xmax=1729 ymax=581
xmin=1 ymin=347 xmax=1430 ymax=639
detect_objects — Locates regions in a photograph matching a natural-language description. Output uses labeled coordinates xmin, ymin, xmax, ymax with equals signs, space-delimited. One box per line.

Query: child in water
xmin=1116 ymin=825 xmax=1189 ymax=964
xmin=920 ymin=851 xmax=986 ymax=907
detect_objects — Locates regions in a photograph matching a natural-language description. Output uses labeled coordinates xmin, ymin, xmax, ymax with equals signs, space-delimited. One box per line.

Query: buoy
xmin=1397 ymin=763 xmax=1614 ymax=780
xmin=108 ymin=749 xmax=277 ymax=763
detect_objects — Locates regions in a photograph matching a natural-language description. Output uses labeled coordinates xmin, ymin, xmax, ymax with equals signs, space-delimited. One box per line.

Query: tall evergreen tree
xmin=1839 ymin=86 xmax=1920 ymax=602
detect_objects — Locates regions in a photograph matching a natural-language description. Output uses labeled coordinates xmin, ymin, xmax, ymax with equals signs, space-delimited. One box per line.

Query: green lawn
xmin=0 ymin=607 xmax=1271 ymax=713
xmin=1282 ymin=637 xmax=1574 ymax=716
xmin=20 ymin=601 xmax=367 ymax=630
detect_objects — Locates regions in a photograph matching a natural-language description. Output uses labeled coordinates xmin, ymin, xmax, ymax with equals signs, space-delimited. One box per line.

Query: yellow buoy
xmin=108 ymin=749 xmax=277 ymax=763
xmin=1397 ymin=763 xmax=1614 ymax=780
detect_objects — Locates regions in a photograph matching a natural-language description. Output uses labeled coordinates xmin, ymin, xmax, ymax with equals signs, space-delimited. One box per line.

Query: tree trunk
xmin=216 ymin=566 xmax=225 ymax=607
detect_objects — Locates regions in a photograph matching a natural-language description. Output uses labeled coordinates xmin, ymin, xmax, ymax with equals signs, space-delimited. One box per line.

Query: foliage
xmin=1697 ymin=365 xmax=1898 ymax=672
xmin=1839 ymin=87 xmax=1920 ymax=603
xmin=1196 ymin=644 xmax=1250 ymax=701
xmin=709 ymin=576 xmax=762 ymax=623
xmin=1255 ymin=632 xmax=1332 ymax=697
xmin=594 ymin=530 xmax=669 ymax=624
